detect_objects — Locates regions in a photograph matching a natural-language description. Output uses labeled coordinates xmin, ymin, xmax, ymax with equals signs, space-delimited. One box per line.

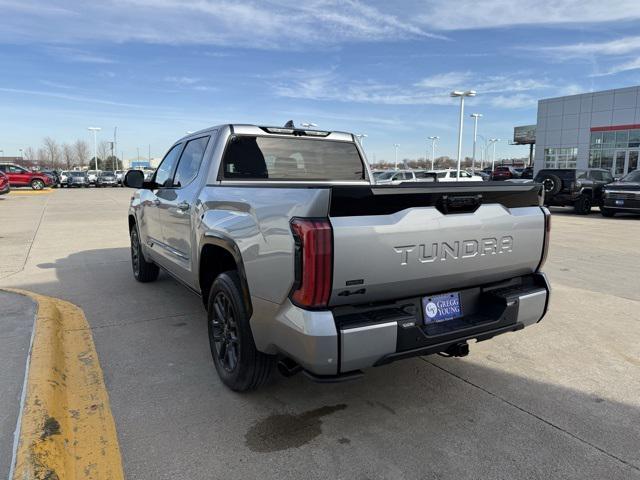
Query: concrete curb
xmin=6 ymin=289 xmax=124 ymax=480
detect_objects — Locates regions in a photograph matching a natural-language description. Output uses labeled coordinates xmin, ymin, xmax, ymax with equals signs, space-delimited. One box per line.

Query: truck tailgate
xmin=328 ymin=184 xmax=545 ymax=306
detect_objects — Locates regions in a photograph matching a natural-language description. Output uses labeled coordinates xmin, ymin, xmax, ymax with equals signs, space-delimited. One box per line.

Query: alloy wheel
xmin=210 ymin=292 xmax=240 ymax=372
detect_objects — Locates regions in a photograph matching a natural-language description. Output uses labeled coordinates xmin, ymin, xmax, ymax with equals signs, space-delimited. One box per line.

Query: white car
xmin=86 ymin=170 xmax=100 ymax=185
xmin=428 ymin=169 xmax=483 ymax=182
xmin=375 ymin=170 xmax=436 ymax=185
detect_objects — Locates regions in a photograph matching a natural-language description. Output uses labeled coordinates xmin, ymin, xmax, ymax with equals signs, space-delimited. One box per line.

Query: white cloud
xmin=0 ymin=87 xmax=143 ymax=107
xmin=594 ymin=58 xmax=640 ymax=76
xmin=164 ymin=76 xmax=201 ymax=86
xmin=271 ymin=69 xmax=548 ymax=108
xmin=412 ymin=0 xmax=640 ymax=30
xmin=536 ymin=36 xmax=640 ymax=58
xmin=0 ymin=0 xmax=440 ymax=49
xmin=489 ymin=94 xmax=537 ymax=109
xmin=45 ymin=46 xmax=115 ymax=64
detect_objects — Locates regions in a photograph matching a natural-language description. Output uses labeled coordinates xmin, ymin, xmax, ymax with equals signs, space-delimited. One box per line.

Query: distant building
xmin=535 ymin=86 xmax=640 ymax=176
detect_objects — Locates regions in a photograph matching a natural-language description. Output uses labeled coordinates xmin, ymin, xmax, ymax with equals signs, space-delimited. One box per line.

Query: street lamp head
xmin=300 ymin=122 xmax=317 ymax=128
xmin=88 ymin=127 xmax=101 ymax=132
xmin=470 ymin=113 xmax=482 ymax=118
xmin=451 ymin=90 xmax=476 ymax=98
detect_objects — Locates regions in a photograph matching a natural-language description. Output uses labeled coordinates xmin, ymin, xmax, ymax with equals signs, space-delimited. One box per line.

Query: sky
xmin=2 ymin=0 xmax=640 ymax=164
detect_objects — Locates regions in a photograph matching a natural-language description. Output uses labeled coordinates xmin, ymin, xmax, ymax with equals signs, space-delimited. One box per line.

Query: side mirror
xmin=124 ymin=170 xmax=145 ymax=188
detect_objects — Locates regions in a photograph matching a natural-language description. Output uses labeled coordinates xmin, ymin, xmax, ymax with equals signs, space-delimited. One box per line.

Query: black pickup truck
xmin=534 ymin=168 xmax=613 ymax=214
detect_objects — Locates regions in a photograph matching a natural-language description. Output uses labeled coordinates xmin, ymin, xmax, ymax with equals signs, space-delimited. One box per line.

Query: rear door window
xmin=173 ymin=136 xmax=210 ymax=188
xmin=222 ymin=136 xmax=364 ymax=181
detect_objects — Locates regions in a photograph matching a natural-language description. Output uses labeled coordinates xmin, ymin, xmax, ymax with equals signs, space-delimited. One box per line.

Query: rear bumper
xmin=259 ymin=273 xmax=550 ymax=376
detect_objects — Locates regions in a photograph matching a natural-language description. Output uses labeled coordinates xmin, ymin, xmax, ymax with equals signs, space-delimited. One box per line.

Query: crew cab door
xmin=141 ymin=143 xmax=183 ymax=259
xmin=156 ymin=135 xmax=211 ymax=283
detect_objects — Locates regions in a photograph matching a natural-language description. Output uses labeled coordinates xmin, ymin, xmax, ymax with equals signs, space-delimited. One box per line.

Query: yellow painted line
xmin=6 ymin=289 xmax=124 ymax=480
xmin=9 ymin=189 xmax=55 ymax=195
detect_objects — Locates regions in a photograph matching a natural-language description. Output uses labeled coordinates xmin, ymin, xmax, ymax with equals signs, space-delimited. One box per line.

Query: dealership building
xmin=534 ymin=86 xmax=640 ymax=177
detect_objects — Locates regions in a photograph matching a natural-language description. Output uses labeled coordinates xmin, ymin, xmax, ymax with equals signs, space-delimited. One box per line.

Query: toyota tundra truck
xmin=124 ymin=124 xmax=551 ymax=391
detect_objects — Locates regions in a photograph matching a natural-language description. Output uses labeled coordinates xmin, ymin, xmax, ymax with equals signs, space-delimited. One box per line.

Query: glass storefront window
xmin=629 ymin=129 xmax=640 ymax=148
xmin=589 ymin=150 xmax=601 ymax=168
xmin=600 ymin=149 xmax=614 ymax=170
xmin=544 ymin=147 xmax=578 ymax=169
xmin=602 ymin=131 xmax=616 ymax=146
xmin=590 ymin=131 xmax=602 ymax=147
xmin=615 ymin=130 xmax=629 ymax=148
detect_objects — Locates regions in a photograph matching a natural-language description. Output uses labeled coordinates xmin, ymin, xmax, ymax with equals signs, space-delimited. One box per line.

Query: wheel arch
xmin=199 ymin=234 xmax=252 ymax=316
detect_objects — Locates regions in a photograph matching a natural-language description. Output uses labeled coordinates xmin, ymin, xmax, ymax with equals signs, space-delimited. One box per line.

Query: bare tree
xmin=62 ymin=143 xmax=74 ymax=170
xmin=97 ymin=140 xmax=112 ymax=169
xmin=22 ymin=147 xmax=37 ymax=161
xmin=36 ymin=147 xmax=48 ymax=164
xmin=42 ymin=137 xmax=61 ymax=169
xmin=74 ymin=140 xmax=90 ymax=168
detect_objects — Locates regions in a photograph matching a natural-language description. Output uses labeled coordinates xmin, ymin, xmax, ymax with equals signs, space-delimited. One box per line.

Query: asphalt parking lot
xmin=1 ymin=188 xmax=639 ymax=479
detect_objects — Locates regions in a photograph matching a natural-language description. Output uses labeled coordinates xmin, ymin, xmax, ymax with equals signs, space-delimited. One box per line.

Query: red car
xmin=0 ymin=163 xmax=53 ymax=190
xmin=0 ymin=171 xmax=10 ymax=195
xmin=491 ymin=166 xmax=521 ymax=181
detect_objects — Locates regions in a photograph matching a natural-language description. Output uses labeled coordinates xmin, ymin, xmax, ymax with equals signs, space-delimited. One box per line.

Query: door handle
xmin=176 ymin=201 xmax=190 ymax=212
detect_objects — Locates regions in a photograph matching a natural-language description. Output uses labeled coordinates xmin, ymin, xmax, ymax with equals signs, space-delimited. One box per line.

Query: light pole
xmin=489 ymin=138 xmax=500 ymax=172
xmin=450 ymin=90 xmax=476 ymax=181
xmin=470 ymin=113 xmax=482 ymax=174
xmin=300 ymin=122 xmax=317 ymax=128
xmin=393 ymin=143 xmax=400 ymax=169
xmin=19 ymin=148 xmax=23 ymax=159
xmin=88 ymin=127 xmax=101 ymax=170
xmin=428 ymin=136 xmax=439 ymax=170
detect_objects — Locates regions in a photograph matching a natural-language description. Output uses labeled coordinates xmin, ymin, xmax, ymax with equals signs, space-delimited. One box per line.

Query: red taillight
xmin=537 ymin=207 xmax=551 ymax=270
xmin=290 ymin=218 xmax=332 ymax=309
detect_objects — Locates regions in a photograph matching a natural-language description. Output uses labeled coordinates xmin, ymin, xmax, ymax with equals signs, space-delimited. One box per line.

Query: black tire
xmin=30 ymin=179 xmax=45 ymax=190
xmin=601 ymin=207 xmax=616 ymax=217
xmin=207 ymin=271 xmax=275 ymax=391
xmin=574 ymin=194 xmax=592 ymax=215
xmin=538 ymin=173 xmax=562 ymax=196
xmin=130 ymin=226 xmax=159 ymax=282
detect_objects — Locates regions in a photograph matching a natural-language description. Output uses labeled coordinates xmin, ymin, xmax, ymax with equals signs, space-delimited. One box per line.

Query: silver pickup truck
xmin=124 ymin=124 xmax=551 ymax=391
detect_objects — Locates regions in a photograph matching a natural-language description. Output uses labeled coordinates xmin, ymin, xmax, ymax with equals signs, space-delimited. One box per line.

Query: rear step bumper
xmin=260 ymin=273 xmax=550 ymax=377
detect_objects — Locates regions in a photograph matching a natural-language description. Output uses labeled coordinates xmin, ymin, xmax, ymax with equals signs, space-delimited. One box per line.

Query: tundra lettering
xmin=395 ymin=236 xmax=514 ymax=265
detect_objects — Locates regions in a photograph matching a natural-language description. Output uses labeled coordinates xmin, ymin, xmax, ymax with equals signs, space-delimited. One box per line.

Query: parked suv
xmin=534 ymin=168 xmax=613 ymax=214
xmin=601 ymin=169 xmax=640 ymax=217
xmin=124 ymin=124 xmax=550 ymax=391
xmin=0 ymin=163 xmax=53 ymax=190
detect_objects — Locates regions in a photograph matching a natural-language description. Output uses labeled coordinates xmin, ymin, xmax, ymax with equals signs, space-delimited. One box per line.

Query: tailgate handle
xmin=439 ymin=194 xmax=483 ymax=214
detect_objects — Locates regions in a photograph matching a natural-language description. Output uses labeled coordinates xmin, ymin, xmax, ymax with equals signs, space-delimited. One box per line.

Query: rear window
xmin=221 ymin=136 xmax=364 ymax=181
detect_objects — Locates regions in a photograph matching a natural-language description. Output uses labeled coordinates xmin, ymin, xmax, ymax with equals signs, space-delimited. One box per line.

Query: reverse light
xmin=289 ymin=218 xmax=333 ymax=309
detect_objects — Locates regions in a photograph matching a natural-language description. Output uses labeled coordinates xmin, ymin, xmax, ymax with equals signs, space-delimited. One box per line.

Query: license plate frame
xmin=422 ymin=292 xmax=463 ymax=324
